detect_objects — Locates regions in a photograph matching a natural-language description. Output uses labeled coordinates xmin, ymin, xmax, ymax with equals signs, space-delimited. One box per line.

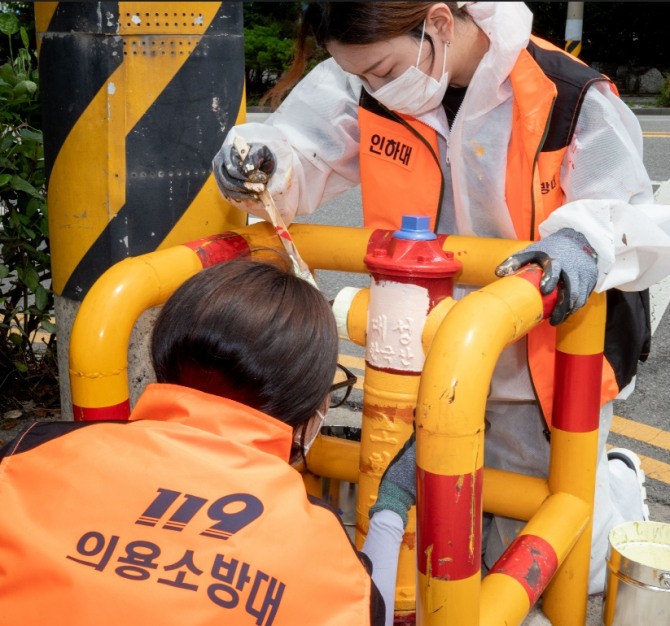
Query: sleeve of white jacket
xmin=361 ymin=509 xmax=404 ymax=626
xmin=218 ymin=58 xmax=363 ymax=225
xmin=538 ymin=82 xmax=670 ymax=292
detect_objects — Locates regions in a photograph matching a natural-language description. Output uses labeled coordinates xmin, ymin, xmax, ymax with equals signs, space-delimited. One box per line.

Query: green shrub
xmin=243 ymin=2 xmax=328 ymax=106
xmin=657 ymin=74 xmax=670 ymax=107
xmin=0 ymin=8 xmax=56 ymax=403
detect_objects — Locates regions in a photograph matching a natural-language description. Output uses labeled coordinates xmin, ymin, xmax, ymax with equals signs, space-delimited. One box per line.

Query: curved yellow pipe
xmin=480 ymin=492 xmax=590 ymax=626
xmin=69 ymin=246 xmax=205 ymax=409
xmin=415 ymin=272 xmax=546 ymax=626
xmin=418 ymin=273 xmax=545 ymax=468
xmin=69 ymin=222 xmax=291 ymax=414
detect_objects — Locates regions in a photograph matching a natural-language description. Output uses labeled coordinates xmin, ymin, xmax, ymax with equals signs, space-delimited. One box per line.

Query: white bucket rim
xmin=608 ymin=520 xmax=670 ymax=576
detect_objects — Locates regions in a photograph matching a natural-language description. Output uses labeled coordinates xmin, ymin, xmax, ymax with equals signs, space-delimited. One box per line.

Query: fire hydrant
xmin=337 ymin=215 xmax=462 ymax=618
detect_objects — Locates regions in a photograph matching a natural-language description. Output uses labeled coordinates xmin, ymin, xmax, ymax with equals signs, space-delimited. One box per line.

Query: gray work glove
xmin=495 ymin=227 xmax=598 ymax=326
xmin=212 ymin=141 xmax=277 ymax=202
xmin=369 ymin=433 xmax=416 ymax=528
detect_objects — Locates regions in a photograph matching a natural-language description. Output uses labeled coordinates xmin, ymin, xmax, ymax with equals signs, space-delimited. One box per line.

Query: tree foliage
xmin=658 ymin=75 xmax=670 ymax=108
xmin=243 ymin=2 xmax=302 ymax=104
xmin=0 ymin=3 xmax=56 ymax=404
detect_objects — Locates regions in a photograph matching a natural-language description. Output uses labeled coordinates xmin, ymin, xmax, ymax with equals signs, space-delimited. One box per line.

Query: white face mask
xmin=365 ymin=20 xmax=449 ymax=116
xmin=290 ymin=409 xmax=326 ymax=466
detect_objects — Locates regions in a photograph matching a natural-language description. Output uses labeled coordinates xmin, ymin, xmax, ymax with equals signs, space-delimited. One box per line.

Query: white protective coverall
xmin=216 ymin=2 xmax=670 ymax=595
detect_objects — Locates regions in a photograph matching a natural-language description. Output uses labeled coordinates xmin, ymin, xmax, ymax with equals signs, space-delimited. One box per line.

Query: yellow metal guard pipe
xmin=415 ymin=268 xmax=549 ymax=626
xmin=480 ymin=491 xmax=590 ymax=625
xmin=304 ymin=431 xmax=551 ymax=522
xmin=288 ymin=224 xmax=524 ymax=285
xmin=69 ymin=223 xmax=527 ymax=419
xmin=70 ymin=246 xmax=206 ymax=418
xmin=483 ymin=469 xmax=550 ymax=521
xmin=306 ymin=434 xmax=361 ymax=484
xmin=302 ymin=433 xmax=552 ymax=527
xmin=67 ymin=222 xmax=334 ymax=419
xmin=70 ymin=231 xmax=253 ymax=419
xmin=542 ymin=293 xmax=606 ymax=626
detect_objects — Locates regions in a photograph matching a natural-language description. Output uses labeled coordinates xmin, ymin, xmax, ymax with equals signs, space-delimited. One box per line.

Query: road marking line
xmin=611 ymin=415 xmax=670 ymax=451
xmin=638 ymin=454 xmax=670 ymax=484
xmin=642 ymin=132 xmax=670 ymax=138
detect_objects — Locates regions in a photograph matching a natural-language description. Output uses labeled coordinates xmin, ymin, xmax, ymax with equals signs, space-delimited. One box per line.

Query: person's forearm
xmin=361 ymin=509 xmax=405 ymax=626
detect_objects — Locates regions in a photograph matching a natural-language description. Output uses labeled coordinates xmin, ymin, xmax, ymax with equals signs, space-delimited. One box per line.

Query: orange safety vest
xmin=358 ymin=37 xmax=650 ymax=427
xmin=0 ymin=384 xmax=383 ymax=626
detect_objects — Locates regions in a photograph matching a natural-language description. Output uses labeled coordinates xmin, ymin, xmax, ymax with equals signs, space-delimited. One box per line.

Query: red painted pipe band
xmin=417 ymin=467 xmax=483 ymax=580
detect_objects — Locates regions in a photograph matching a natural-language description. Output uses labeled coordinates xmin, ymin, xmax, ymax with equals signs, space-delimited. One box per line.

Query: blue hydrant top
xmin=392 ymin=215 xmax=437 ymax=241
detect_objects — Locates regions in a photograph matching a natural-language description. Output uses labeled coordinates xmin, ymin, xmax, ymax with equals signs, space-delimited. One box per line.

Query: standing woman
xmin=213 ymin=2 xmax=670 ymax=593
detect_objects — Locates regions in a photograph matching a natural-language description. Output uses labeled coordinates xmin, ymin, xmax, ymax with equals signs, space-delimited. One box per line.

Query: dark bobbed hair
xmin=261 ymin=1 xmax=470 ymax=108
xmin=151 ymin=258 xmax=338 ymax=428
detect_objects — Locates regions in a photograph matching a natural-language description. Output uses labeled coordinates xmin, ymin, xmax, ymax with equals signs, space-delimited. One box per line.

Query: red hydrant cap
xmin=364 ymin=215 xmax=462 ymax=278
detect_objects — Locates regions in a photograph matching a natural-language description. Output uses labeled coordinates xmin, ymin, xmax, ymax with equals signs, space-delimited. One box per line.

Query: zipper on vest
xmin=381 ymin=105 xmax=446 ymax=233
xmin=445 ymin=102 xmax=464 ymax=167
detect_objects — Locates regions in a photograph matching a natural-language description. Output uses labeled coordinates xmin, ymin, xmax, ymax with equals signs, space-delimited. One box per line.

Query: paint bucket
xmin=602 ymin=521 xmax=670 ymax=625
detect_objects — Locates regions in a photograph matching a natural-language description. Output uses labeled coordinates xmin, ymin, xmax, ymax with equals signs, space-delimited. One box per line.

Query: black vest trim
xmin=0 ymin=420 xmax=126 ymax=460
xmin=525 ymin=41 xmax=650 ymax=388
xmin=526 ymin=39 xmax=609 ymax=152
xmin=605 ymin=289 xmax=651 ymax=388
xmin=359 ymin=89 xmax=395 ymax=120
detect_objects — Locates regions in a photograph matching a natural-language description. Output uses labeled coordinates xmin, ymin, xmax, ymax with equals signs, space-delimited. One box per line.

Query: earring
xmin=446 ymin=40 xmax=451 ymax=47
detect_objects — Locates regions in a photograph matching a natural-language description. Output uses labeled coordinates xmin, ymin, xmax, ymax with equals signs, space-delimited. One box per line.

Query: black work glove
xmin=212 ymin=141 xmax=277 ymax=202
xmin=495 ymin=227 xmax=598 ymax=326
xmin=369 ymin=433 xmax=416 ymax=529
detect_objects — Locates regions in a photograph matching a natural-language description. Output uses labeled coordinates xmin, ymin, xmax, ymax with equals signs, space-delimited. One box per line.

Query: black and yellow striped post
xmin=36 ymin=2 xmax=246 ymax=299
xmin=565 ymin=39 xmax=582 ymax=58
xmin=34 ymin=2 xmax=246 ymax=417
xmin=564 ymin=1 xmax=584 ymax=58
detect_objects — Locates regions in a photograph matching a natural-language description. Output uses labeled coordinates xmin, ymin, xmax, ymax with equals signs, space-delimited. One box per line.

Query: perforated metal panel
xmin=37 ymin=2 xmax=246 ymax=300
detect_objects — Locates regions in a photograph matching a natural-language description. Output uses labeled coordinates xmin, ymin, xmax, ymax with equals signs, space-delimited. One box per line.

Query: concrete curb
xmin=631 ymin=107 xmax=670 ymax=115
